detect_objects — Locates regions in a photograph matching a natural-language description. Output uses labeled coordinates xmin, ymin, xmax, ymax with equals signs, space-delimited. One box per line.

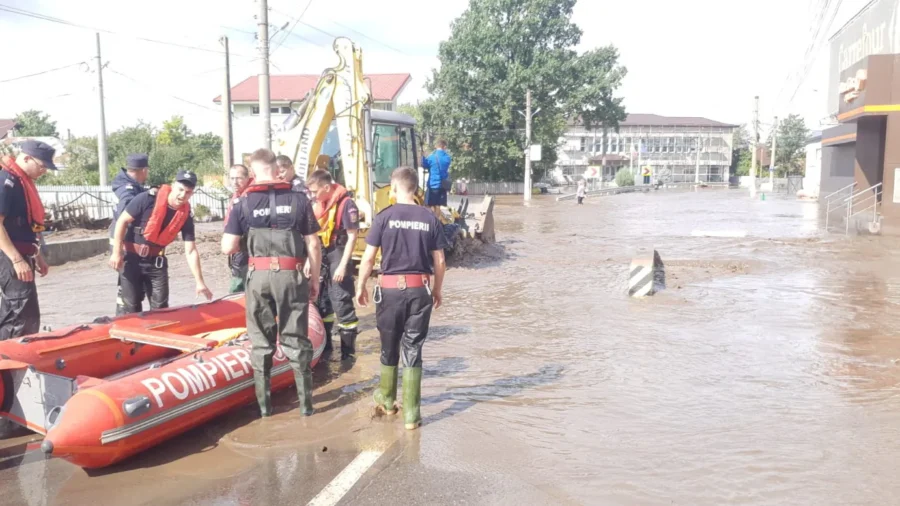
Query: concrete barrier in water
xmin=629 ymin=249 xmax=665 ymax=298
xmin=43 ymin=238 xmax=109 ymax=266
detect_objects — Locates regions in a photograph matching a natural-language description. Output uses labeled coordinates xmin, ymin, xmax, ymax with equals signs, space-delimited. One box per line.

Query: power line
xmin=105 ymin=67 xmax=219 ymax=113
xmin=0 ymin=61 xmax=87 ymax=84
xmin=0 ymin=4 xmax=252 ymax=58
xmin=271 ymin=0 xmax=315 ymax=55
xmin=326 ymin=20 xmax=410 ymax=56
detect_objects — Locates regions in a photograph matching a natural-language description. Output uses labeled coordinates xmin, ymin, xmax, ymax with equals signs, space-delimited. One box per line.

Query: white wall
xmin=803 ymin=141 xmax=822 ymax=196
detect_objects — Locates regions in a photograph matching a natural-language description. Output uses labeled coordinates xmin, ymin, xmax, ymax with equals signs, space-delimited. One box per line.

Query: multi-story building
xmin=556 ymin=114 xmax=739 ymax=183
xmin=214 ymin=73 xmax=411 ymax=163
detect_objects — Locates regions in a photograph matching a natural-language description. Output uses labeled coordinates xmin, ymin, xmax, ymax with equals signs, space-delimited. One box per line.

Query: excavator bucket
xmin=471 ymin=195 xmax=495 ymax=243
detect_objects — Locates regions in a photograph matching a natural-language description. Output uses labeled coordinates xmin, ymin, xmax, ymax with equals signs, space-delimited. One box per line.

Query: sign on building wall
xmin=530 ymin=145 xmax=542 ymax=161
xmin=828 ymin=0 xmax=900 ymax=114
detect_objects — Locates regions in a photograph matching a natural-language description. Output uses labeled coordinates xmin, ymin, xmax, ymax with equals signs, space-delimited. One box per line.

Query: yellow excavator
xmin=273 ymin=37 xmax=494 ymax=260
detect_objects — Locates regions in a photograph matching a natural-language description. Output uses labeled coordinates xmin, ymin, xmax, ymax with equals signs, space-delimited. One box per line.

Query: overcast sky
xmin=0 ymin=0 xmax=875 ymax=139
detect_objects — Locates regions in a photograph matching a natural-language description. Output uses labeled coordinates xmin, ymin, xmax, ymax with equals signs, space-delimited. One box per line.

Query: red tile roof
xmin=213 ymin=73 xmax=411 ymax=103
xmin=0 ymin=119 xmax=17 ymax=139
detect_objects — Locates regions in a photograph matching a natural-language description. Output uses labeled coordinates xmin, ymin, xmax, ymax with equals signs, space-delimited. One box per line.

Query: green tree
xmin=767 ymin=114 xmax=809 ymax=176
xmin=14 ymin=109 xmax=58 ymax=137
xmin=731 ymin=124 xmax=751 ymax=176
xmin=157 ymin=116 xmax=191 ymax=146
xmin=39 ymin=118 xmax=221 ymax=186
xmin=568 ymin=45 xmax=628 ymax=152
xmin=426 ymin=0 xmax=625 ymax=182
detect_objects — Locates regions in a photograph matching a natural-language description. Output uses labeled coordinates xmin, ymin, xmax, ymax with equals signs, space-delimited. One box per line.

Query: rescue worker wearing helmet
xmin=306 ymin=169 xmax=361 ymax=361
xmin=221 ymin=149 xmax=322 ymax=417
xmin=108 ymin=170 xmax=213 ymax=313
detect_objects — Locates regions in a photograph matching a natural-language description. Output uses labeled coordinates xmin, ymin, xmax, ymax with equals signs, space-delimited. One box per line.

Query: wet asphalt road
xmin=3 ymin=188 xmax=900 ymax=505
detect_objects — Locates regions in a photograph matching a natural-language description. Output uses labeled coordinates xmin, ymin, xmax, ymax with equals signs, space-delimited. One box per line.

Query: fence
xmin=36 ymin=185 xmax=231 ymax=222
xmin=459 ymin=182 xmax=525 ymax=195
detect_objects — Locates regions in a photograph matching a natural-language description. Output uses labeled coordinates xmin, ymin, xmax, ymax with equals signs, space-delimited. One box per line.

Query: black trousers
xmin=0 ymin=253 xmax=39 ymax=340
xmin=118 ymin=254 xmax=169 ymax=315
xmin=324 ymin=247 xmax=358 ymax=330
xmin=376 ymin=285 xmax=433 ymax=367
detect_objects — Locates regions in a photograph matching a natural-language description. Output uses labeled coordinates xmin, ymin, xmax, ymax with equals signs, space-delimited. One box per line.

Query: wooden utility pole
xmin=257 ymin=0 xmax=271 ymax=149
xmin=750 ymin=96 xmax=759 ymax=198
xmin=221 ymin=36 xmax=234 ymax=171
xmin=96 ymin=33 xmax=109 ymax=186
xmin=524 ymin=89 xmax=532 ymax=202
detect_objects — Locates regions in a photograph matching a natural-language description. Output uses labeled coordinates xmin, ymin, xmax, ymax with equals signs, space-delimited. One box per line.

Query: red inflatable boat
xmin=0 ymin=294 xmax=325 ymax=468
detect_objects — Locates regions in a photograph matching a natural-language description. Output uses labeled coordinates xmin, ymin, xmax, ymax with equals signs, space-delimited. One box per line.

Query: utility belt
xmin=374 ymin=274 xmax=432 ymax=304
xmin=123 ymin=241 xmax=167 ymax=269
xmin=247 ymin=256 xmax=307 ymax=273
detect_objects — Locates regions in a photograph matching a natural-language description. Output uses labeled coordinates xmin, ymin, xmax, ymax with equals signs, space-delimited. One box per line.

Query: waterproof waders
xmin=403 ymin=367 xmax=422 ymax=429
xmin=244 ymin=191 xmax=314 ymax=416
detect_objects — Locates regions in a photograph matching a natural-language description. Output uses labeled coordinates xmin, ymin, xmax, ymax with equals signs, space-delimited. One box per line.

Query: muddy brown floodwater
xmin=2 ymin=189 xmax=900 ymax=505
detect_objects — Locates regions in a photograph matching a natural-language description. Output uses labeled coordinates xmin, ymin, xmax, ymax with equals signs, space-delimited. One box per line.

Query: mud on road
xmin=4 ymin=190 xmax=900 ymax=506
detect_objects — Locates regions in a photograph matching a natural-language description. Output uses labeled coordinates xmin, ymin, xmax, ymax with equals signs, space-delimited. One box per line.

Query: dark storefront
xmin=824 ymin=0 xmax=900 ymax=233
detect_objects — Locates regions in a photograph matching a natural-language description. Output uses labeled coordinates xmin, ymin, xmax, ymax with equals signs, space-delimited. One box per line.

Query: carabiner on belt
xmin=423 ymin=277 xmax=432 ymax=296
xmin=373 ymin=285 xmax=382 ymax=304
xmin=154 ymin=256 xmax=165 ymax=269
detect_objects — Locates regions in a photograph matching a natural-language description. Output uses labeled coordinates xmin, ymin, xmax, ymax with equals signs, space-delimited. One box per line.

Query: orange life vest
xmin=142 ymin=185 xmax=191 ymax=247
xmin=313 ymin=185 xmax=351 ymax=248
xmin=0 ymin=156 xmax=45 ymax=232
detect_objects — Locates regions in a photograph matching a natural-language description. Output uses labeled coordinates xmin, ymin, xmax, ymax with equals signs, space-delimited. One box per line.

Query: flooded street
xmin=4 ymin=188 xmax=900 ymax=505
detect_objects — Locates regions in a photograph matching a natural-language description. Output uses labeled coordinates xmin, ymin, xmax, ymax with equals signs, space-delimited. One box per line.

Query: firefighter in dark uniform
xmin=109 ymin=170 xmax=212 ymax=314
xmin=109 ymin=154 xmax=150 ymax=312
xmin=222 ymin=149 xmax=322 ymax=417
xmin=225 ymin=164 xmax=252 ymax=293
xmin=0 ymin=140 xmax=56 ymax=340
xmin=307 ymin=169 xmax=360 ymax=360
xmin=356 ymin=166 xmax=447 ymax=430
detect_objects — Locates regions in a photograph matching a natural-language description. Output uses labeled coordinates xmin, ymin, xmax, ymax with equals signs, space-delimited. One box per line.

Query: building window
xmin=580 ymin=138 xmax=586 ymax=152
xmin=251 ymin=106 xmax=291 ymax=115
xmin=251 ymin=106 xmax=260 ymax=115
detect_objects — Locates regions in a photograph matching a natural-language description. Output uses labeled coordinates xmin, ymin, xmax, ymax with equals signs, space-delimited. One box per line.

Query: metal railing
xmin=37 ymin=185 xmax=231 ymax=221
xmin=842 ymin=182 xmax=882 ymax=234
xmin=824 ymin=182 xmax=857 ymax=231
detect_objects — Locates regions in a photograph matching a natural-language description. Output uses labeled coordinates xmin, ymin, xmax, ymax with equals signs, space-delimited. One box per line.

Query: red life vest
xmin=0 ymin=156 xmax=45 ymax=232
xmin=313 ymin=185 xmax=351 ymax=248
xmin=142 ymin=184 xmax=191 ymax=247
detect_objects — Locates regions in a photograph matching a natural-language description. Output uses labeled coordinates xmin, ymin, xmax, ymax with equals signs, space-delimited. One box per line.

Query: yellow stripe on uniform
xmin=323 ymin=313 xmax=336 ymax=323
xmin=336 ymin=320 xmax=359 ymax=330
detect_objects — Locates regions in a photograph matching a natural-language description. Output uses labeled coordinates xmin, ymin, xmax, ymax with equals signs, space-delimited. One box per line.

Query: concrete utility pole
xmin=95 ymin=33 xmax=109 ymax=186
xmin=769 ymin=116 xmax=778 ymax=188
xmin=750 ymin=96 xmax=759 ymax=198
xmin=221 ymin=36 xmax=234 ymax=171
xmin=257 ymin=0 xmax=272 ymax=149
xmin=524 ymin=89 xmax=532 ymax=202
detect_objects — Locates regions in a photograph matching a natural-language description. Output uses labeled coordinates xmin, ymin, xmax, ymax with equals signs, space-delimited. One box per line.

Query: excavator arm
xmin=274 ymin=37 xmax=374 ymax=227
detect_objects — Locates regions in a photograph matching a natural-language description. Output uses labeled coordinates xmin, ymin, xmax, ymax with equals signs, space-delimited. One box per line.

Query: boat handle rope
xmin=18 ymin=324 xmax=91 ymax=344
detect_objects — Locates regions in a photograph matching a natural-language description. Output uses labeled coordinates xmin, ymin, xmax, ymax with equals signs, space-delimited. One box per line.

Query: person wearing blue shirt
xmin=421 ymin=139 xmax=451 ymax=216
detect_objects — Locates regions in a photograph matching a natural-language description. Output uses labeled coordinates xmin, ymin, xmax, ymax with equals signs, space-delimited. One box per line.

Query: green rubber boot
xmin=402 ymin=367 xmax=422 ymax=430
xmin=374 ymin=365 xmax=399 ymax=415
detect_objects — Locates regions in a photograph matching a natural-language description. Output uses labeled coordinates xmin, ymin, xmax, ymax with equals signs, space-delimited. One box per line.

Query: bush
xmin=193 ymin=204 xmax=211 ymax=221
xmin=615 ymin=168 xmax=634 ymax=187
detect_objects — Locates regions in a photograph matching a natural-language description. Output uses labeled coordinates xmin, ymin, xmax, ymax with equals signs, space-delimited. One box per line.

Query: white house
xmin=554 ymin=114 xmax=738 ymax=184
xmin=800 ymin=131 xmax=823 ymax=199
xmin=214 ymin=73 xmax=412 ymax=164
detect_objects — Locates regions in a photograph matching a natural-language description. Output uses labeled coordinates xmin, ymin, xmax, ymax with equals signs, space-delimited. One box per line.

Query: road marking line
xmin=307 ymin=450 xmax=384 ymax=506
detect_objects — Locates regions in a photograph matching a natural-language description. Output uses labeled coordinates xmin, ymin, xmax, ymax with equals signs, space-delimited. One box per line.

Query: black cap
xmin=175 ymin=169 xmax=198 ymax=188
xmin=20 ymin=140 xmax=57 ymax=170
xmin=126 ymin=153 xmax=149 ymax=169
